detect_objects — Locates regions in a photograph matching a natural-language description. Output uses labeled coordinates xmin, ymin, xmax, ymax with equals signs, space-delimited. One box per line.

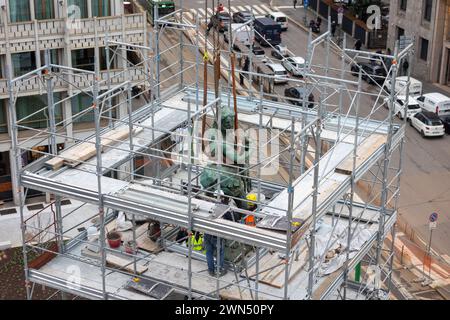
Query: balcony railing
xmin=0 ymin=13 xmax=146 ymax=54
xmin=0 ymin=67 xmax=146 ymax=99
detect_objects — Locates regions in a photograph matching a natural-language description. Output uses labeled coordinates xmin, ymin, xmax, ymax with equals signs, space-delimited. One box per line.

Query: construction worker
xmin=204 ymin=234 xmax=226 ymax=276
xmin=245 ymin=193 xmax=257 ymax=226
xmin=188 ymin=231 xmax=205 ymax=253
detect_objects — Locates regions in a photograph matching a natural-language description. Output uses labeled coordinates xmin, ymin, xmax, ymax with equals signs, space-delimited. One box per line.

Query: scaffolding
xmin=9 ymin=6 xmax=414 ymax=300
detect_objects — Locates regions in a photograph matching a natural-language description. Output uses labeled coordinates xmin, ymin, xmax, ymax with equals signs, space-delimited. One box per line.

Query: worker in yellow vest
xmin=245 ymin=193 xmax=257 ymax=226
xmin=188 ymin=231 xmax=205 ymax=254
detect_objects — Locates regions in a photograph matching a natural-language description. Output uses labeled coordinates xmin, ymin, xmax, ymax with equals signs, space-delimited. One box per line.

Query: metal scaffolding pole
xmin=7 ymin=69 xmax=31 ymax=300
xmin=307 ymin=94 xmax=324 ymax=299
xmin=283 ymin=116 xmax=296 ymax=300
xmin=93 ymin=26 xmax=107 ymax=299
xmin=342 ymin=70 xmax=362 ymax=299
xmin=375 ymin=43 xmax=399 ymax=298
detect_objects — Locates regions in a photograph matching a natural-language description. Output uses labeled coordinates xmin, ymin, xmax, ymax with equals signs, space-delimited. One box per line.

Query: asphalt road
xmin=179 ymin=0 xmax=450 ymax=258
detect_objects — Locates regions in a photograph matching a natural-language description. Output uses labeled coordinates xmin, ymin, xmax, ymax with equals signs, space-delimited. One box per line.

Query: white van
xmin=417 ymin=92 xmax=450 ymax=116
xmin=224 ymin=23 xmax=252 ymax=46
xmin=265 ymin=12 xmax=288 ymax=31
xmin=385 ymin=76 xmax=422 ymax=97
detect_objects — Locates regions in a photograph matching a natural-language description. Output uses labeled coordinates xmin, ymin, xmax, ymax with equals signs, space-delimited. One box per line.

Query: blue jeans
xmin=204 ymin=234 xmax=225 ymax=273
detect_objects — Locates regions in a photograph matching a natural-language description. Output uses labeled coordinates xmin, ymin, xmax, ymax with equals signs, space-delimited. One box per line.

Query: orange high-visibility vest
xmin=245 ymin=215 xmax=255 ymax=226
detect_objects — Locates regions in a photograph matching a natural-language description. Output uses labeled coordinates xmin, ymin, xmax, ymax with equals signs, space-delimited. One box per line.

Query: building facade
xmin=0 ymin=0 xmax=147 ymax=204
xmin=387 ymin=0 xmax=450 ymax=85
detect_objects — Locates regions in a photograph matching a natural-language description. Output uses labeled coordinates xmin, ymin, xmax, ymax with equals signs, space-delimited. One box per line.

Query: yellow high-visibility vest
xmin=189 ymin=235 xmax=205 ymax=253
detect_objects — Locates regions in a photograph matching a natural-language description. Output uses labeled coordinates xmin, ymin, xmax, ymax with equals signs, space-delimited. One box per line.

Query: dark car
xmin=232 ymin=11 xmax=254 ymax=23
xmin=284 ymin=87 xmax=315 ymax=108
xmin=210 ymin=12 xmax=231 ymax=32
xmin=252 ymin=46 xmax=265 ymax=56
xmin=351 ymin=62 xmax=387 ymax=85
xmin=439 ymin=116 xmax=450 ymax=134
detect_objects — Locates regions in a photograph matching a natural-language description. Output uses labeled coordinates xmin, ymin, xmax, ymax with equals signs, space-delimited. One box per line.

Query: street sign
xmin=304 ymin=0 xmax=309 ymax=8
xmin=429 ymin=212 xmax=438 ymax=222
xmin=429 ymin=221 xmax=437 ymax=230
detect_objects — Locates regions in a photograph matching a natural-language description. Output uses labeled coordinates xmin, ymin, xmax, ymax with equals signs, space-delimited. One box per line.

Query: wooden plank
xmin=269 ymin=247 xmax=308 ymax=288
xmin=106 ymin=254 xmax=148 ymax=274
xmin=335 ymin=134 xmax=386 ymax=175
xmin=81 ymin=246 xmax=148 ymax=274
xmin=245 ymin=252 xmax=284 ymax=280
xmin=44 ymin=127 xmax=143 ymax=170
xmin=244 ymin=247 xmax=307 ymax=289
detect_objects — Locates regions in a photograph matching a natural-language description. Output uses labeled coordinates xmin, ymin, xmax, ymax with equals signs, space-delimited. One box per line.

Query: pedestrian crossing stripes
xmin=184 ymin=4 xmax=275 ymax=21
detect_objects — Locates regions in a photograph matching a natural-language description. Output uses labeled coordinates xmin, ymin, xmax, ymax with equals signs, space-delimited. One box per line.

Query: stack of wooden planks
xmin=44 ymin=126 xmax=143 ymax=170
xmin=335 ymin=134 xmax=386 ymax=175
xmin=244 ymin=247 xmax=308 ymax=288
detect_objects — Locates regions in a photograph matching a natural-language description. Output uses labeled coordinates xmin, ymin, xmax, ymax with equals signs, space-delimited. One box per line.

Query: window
xmin=0 ymin=102 xmax=7 ymax=134
xmin=71 ymin=93 xmax=94 ymax=123
xmin=40 ymin=49 xmax=60 ymax=66
xmin=92 ymin=0 xmax=111 ymax=17
xmin=34 ymin=0 xmax=54 ymax=20
xmin=397 ymin=26 xmax=405 ymax=40
xmin=12 ymin=52 xmax=36 ymax=77
xmin=72 ymin=48 xmax=107 ymax=71
xmin=420 ymin=38 xmax=429 ymax=61
xmin=68 ymin=0 xmax=88 ymax=19
xmin=16 ymin=94 xmax=63 ymax=130
xmin=423 ymin=0 xmax=433 ymax=22
xmin=9 ymin=0 xmax=31 ymax=22
xmin=399 ymin=0 xmax=407 ymax=11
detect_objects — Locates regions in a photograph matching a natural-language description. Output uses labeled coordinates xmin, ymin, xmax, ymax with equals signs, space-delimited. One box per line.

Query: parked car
xmin=350 ymin=62 xmax=387 ymax=85
xmin=211 ymin=12 xmax=231 ymax=32
xmin=439 ymin=116 xmax=450 ymax=134
xmin=265 ymin=11 xmax=288 ymax=31
xmin=284 ymin=87 xmax=314 ymax=108
xmin=385 ymin=95 xmax=421 ymax=120
xmin=266 ymin=63 xmax=288 ymax=84
xmin=282 ymin=56 xmax=306 ymax=77
xmin=385 ymin=76 xmax=422 ymax=97
xmin=232 ymin=11 xmax=254 ymax=23
xmin=416 ymin=92 xmax=450 ymax=117
xmin=251 ymin=46 xmax=268 ymax=63
xmin=410 ymin=111 xmax=445 ymax=138
xmin=271 ymin=44 xmax=288 ymax=60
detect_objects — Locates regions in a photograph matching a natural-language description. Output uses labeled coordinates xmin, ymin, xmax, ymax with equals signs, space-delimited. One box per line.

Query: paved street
xmin=182 ymin=0 xmax=450 ymax=259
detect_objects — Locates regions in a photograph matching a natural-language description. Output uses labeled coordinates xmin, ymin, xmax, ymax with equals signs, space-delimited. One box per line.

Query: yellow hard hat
xmin=246 ymin=193 xmax=257 ymax=201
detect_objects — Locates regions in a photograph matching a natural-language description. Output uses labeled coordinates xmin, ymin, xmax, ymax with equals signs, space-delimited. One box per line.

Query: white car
xmin=385 ymin=96 xmax=421 ymax=120
xmin=266 ymin=63 xmax=288 ymax=84
xmin=410 ymin=111 xmax=445 ymax=137
xmin=271 ymin=44 xmax=288 ymax=60
xmin=265 ymin=12 xmax=288 ymax=31
xmin=282 ymin=56 xmax=306 ymax=77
